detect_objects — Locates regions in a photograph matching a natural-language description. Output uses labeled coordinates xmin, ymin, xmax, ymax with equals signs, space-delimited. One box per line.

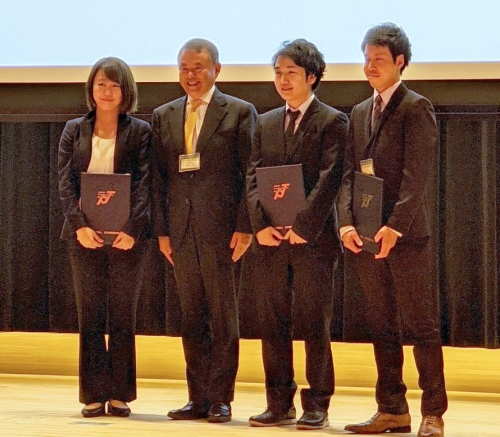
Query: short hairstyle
xmin=361 ymin=22 xmax=412 ymax=73
xmin=85 ymin=57 xmax=138 ymax=114
xmin=272 ymin=39 xmax=326 ymax=90
xmin=177 ymin=38 xmax=220 ymax=66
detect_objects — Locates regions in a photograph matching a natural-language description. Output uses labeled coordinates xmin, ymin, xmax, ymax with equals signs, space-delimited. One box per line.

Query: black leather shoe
xmin=296 ymin=410 xmax=329 ymax=430
xmin=207 ymin=402 xmax=232 ymax=423
xmin=167 ymin=401 xmax=209 ymax=420
xmin=107 ymin=401 xmax=131 ymax=417
xmin=249 ymin=406 xmax=297 ymax=427
xmin=81 ymin=403 xmax=106 ymax=418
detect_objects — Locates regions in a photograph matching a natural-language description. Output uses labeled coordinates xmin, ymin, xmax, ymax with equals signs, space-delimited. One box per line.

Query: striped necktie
xmin=371 ymin=95 xmax=383 ymax=133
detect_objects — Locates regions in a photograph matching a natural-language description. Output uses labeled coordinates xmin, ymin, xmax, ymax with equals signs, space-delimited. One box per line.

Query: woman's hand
xmin=112 ymin=232 xmax=135 ymax=250
xmin=76 ymin=227 xmax=104 ymax=249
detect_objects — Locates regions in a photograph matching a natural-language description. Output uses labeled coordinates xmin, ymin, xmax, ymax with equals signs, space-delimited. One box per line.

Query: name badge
xmin=360 ymin=158 xmax=375 ymax=176
xmin=179 ymin=153 xmax=201 ymax=172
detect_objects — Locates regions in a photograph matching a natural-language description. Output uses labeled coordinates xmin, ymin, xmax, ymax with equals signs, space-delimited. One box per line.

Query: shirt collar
xmin=374 ymin=80 xmax=402 ymax=107
xmin=187 ymin=85 xmax=216 ymax=107
xmin=285 ymin=93 xmax=315 ymax=115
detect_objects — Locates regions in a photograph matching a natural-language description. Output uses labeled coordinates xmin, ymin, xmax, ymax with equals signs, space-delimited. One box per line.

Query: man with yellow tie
xmin=151 ymin=38 xmax=257 ymax=423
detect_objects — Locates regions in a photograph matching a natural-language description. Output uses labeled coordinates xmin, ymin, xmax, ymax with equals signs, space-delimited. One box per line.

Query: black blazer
xmin=337 ymin=82 xmax=437 ymax=240
xmin=58 ymin=111 xmax=151 ymax=241
xmin=247 ymin=97 xmax=349 ymax=244
xmin=151 ymin=88 xmax=257 ymax=251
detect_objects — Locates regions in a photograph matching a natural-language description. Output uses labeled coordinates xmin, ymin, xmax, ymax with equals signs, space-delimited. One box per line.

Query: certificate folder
xmin=353 ymin=171 xmax=383 ymax=254
xmin=80 ymin=173 xmax=131 ymax=244
xmin=255 ymin=164 xmax=305 ymax=234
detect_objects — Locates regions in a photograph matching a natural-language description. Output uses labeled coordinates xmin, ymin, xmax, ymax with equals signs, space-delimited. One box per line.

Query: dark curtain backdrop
xmin=1 ymin=111 xmax=499 ymax=347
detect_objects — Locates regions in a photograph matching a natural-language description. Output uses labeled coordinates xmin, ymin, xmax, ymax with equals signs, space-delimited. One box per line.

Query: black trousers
xmin=355 ymin=239 xmax=448 ymax=417
xmin=68 ymin=239 xmax=145 ymax=404
xmin=253 ymin=238 xmax=339 ymax=413
xmin=172 ymin=226 xmax=239 ymax=405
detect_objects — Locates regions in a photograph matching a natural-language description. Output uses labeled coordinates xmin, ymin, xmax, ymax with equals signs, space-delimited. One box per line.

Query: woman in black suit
xmin=58 ymin=57 xmax=150 ymax=418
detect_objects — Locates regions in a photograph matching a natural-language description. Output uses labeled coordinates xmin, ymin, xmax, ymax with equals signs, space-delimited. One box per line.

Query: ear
xmin=214 ymin=62 xmax=222 ymax=78
xmin=306 ymin=74 xmax=316 ymax=86
xmin=395 ymin=54 xmax=405 ymax=69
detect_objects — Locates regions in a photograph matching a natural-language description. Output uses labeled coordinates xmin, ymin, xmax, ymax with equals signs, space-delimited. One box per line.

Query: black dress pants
xmin=68 ymin=239 xmax=145 ymax=404
xmin=172 ymin=225 xmax=239 ymax=405
xmin=254 ymin=239 xmax=338 ymax=413
xmin=355 ymin=239 xmax=448 ymax=417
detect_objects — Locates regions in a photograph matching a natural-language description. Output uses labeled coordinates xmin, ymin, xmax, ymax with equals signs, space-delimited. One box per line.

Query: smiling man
xmin=337 ymin=23 xmax=448 ymax=437
xmin=246 ymin=39 xmax=348 ymax=430
xmin=151 ymin=38 xmax=257 ymax=423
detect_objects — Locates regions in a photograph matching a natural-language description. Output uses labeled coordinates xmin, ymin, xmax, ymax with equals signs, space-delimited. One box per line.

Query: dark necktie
xmin=371 ymin=95 xmax=383 ymax=133
xmin=284 ymin=109 xmax=300 ymax=157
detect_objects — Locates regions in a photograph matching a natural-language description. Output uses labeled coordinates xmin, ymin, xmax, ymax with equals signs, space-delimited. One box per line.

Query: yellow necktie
xmin=184 ymin=99 xmax=203 ymax=154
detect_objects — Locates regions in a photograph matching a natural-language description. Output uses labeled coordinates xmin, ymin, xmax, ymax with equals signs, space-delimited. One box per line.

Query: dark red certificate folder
xmin=353 ymin=171 xmax=383 ymax=254
xmin=255 ymin=164 xmax=306 ymax=234
xmin=80 ymin=173 xmax=131 ymax=244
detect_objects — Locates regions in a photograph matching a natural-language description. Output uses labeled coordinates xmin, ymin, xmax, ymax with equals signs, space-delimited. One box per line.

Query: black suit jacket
xmin=151 ymin=88 xmax=257 ymax=251
xmin=58 ymin=111 xmax=151 ymax=241
xmin=247 ymin=97 xmax=348 ymax=244
xmin=337 ymin=83 xmax=437 ymax=241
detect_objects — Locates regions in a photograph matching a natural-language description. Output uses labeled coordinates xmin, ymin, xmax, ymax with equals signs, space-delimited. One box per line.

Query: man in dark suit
xmin=337 ymin=23 xmax=447 ymax=437
xmin=246 ymin=39 xmax=348 ymax=430
xmin=151 ymin=38 xmax=257 ymax=423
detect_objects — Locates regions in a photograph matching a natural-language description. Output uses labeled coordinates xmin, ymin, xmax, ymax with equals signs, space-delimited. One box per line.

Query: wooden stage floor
xmin=0 ymin=333 xmax=498 ymax=436
xmin=1 ymin=376 xmax=499 ymax=437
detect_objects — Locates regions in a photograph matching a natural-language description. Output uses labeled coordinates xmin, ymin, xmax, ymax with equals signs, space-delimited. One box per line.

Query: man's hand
xmin=76 ymin=226 xmax=104 ymax=249
xmin=374 ymin=226 xmax=399 ymax=259
xmin=283 ymin=229 xmax=307 ymax=245
xmin=112 ymin=232 xmax=135 ymax=250
xmin=230 ymin=232 xmax=253 ymax=262
xmin=256 ymin=226 xmax=284 ymax=246
xmin=158 ymin=236 xmax=174 ymax=265
xmin=341 ymin=228 xmax=363 ymax=253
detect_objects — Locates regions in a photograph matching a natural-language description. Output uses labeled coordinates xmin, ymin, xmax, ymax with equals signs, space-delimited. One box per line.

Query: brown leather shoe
xmin=344 ymin=412 xmax=411 ymax=434
xmin=418 ymin=415 xmax=444 ymax=437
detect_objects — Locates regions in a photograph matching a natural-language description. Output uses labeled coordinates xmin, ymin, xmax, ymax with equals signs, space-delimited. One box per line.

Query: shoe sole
xmin=296 ymin=419 xmax=330 ymax=430
xmin=249 ymin=418 xmax=296 ymax=427
xmin=344 ymin=425 xmax=411 ymax=434
xmin=207 ymin=416 xmax=232 ymax=423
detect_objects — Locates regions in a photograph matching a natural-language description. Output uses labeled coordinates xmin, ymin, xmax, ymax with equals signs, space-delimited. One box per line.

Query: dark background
xmin=1 ymin=79 xmax=499 ymax=347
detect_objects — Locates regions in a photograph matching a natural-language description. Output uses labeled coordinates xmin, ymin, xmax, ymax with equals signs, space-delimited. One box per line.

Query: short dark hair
xmin=361 ymin=22 xmax=412 ymax=73
xmin=85 ymin=57 xmax=138 ymax=114
xmin=177 ymin=38 xmax=220 ymax=66
xmin=272 ymin=39 xmax=326 ymax=90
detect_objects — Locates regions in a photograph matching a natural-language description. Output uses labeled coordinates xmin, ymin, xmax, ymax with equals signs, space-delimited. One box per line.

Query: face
xmin=363 ymin=44 xmax=404 ymax=93
xmin=92 ymin=70 xmax=122 ymax=113
xmin=274 ymin=56 xmax=316 ymax=109
xmin=178 ymin=49 xmax=221 ymax=99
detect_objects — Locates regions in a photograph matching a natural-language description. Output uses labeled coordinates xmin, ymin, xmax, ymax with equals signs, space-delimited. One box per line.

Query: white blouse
xmin=86 ymin=135 xmax=116 ymax=174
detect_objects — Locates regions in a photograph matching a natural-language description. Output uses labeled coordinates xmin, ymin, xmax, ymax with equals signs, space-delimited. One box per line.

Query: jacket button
xmin=185 ymin=198 xmax=190 ymax=205
xmin=189 ymin=173 xmax=194 ymax=179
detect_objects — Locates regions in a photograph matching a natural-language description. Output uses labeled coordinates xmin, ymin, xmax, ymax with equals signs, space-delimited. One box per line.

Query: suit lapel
xmin=285 ymin=97 xmax=320 ymax=164
xmin=113 ymin=115 xmax=131 ymax=171
xmin=272 ymin=107 xmax=287 ymax=163
xmin=170 ymin=97 xmax=187 ymax=154
xmin=77 ymin=113 xmax=94 ymax=171
xmin=196 ymin=89 xmax=227 ymax=154
xmin=364 ymin=83 xmax=408 ymax=156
